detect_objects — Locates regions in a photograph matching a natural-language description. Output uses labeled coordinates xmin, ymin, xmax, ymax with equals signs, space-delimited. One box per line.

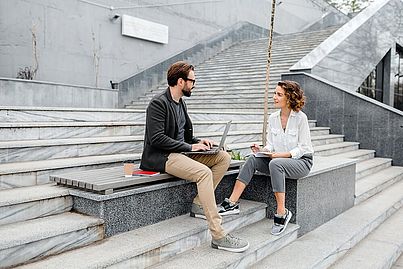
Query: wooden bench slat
xmin=51 ymin=160 xmax=244 ymax=193
xmin=91 ymin=174 xmax=174 ymax=191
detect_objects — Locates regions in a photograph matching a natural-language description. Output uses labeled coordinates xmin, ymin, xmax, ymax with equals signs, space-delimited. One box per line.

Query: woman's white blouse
xmin=263 ymin=110 xmax=314 ymax=159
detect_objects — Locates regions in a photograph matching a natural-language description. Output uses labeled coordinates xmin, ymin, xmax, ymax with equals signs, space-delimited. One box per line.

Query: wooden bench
xmin=51 ymin=160 xmax=245 ymax=194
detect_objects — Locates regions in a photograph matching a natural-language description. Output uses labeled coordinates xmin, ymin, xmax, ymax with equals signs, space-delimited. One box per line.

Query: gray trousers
xmin=238 ymin=155 xmax=313 ymax=193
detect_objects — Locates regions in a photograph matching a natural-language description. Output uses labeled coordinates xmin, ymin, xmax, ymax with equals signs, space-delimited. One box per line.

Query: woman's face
xmin=273 ymin=86 xmax=288 ymax=109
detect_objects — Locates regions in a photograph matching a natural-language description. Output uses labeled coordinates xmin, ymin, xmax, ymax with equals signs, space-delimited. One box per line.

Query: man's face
xmin=182 ymin=70 xmax=195 ymax=97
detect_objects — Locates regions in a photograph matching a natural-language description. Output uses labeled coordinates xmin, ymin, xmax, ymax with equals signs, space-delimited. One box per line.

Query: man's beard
xmin=182 ymin=86 xmax=193 ymax=97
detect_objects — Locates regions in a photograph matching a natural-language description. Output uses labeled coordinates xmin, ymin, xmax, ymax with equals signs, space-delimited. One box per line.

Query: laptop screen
xmin=217 ymin=120 xmax=232 ymax=149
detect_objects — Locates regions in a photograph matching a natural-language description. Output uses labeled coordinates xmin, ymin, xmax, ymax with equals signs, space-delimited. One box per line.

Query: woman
xmin=218 ymin=80 xmax=314 ymax=236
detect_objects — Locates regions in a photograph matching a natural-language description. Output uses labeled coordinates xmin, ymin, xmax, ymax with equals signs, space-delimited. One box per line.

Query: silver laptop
xmin=182 ymin=121 xmax=231 ymax=156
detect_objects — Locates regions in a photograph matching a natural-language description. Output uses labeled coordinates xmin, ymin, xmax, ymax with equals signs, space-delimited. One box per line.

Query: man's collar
xmin=166 ymin=87 xmax=182 ymax=104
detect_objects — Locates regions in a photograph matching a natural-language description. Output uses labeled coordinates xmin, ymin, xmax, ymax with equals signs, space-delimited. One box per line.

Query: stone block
xmin=239 ymin=156 xmax=356 ymax=235
xmin=72 ymin=175 xmax=237 ymax=237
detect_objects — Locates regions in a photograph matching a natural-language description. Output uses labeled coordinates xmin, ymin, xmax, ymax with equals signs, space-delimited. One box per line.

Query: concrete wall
xmin=0 ymin=78 xmax=118 ymax=108
xmin=291 ymin=0 xmax=403 ymax=93
xmin=283 ymin=72 xmax=403 ymax=166
xmin=0 ymin=0 xmax=346 ymax=89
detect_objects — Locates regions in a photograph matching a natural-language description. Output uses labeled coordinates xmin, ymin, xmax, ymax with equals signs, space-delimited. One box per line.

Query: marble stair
xmin=126 ymin=28 xmax=338 ymax=111
xmin=0 ymin=184 xmax=105 ymax=268
xmin=252 ymin=180 xmax=403 ymax=269
xmin=15 ymin=200 xmax=284 ymax=269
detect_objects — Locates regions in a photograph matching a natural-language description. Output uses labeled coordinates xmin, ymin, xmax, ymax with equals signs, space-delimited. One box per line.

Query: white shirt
xmin=263 ymin=110 xmax=314 ymax=159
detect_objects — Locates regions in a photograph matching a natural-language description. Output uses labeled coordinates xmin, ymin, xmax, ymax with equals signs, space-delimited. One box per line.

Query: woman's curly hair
xmin=278 ymin=80 xmax=306 ymax=112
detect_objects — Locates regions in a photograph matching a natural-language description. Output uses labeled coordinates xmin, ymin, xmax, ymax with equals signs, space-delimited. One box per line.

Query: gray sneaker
xmin=190 ymin=203 xmax=206 ymax=219
xmin=211 ymin=233 xmax=249 ymax=252
xmin=271 ymin=208 xmax=292 ymax=236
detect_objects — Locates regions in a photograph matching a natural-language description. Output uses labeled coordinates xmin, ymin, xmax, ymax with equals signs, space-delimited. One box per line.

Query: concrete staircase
xmin=0 ymin=184 xmax=104 ymax=268
xmin=1 ymin=26 xmax=403 ymax=268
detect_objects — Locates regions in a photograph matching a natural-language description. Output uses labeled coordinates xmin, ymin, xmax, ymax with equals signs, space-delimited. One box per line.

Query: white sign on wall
xmin=122 ymin=15 xmax=169 ymax=44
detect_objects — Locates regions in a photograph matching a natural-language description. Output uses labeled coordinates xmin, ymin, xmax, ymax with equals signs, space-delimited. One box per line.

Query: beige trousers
xmin=165 ymin=150 xmax=231 ymax=240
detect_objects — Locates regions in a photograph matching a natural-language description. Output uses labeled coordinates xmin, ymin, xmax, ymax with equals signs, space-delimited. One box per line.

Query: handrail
xmin=290 ymin=0 xmax=403 ymax=92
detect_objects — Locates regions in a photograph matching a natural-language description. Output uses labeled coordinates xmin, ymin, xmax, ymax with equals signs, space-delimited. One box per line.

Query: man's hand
xmin=199 ymin=138 xmax=215 ymax=149
xmin=191 ymin=143 xmax=210 ymax=152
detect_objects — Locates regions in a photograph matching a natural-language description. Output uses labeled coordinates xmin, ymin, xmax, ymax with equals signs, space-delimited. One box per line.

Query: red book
xmin=132 ymin=169 xmax=160 ymax=177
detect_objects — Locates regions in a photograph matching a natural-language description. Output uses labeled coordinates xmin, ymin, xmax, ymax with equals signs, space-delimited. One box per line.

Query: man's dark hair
xmin=167 ymin=61 xmax=194 ymax=86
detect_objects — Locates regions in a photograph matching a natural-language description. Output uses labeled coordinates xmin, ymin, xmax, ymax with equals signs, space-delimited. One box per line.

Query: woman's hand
xmin=250 ymin=143 xmax=261 ymax=153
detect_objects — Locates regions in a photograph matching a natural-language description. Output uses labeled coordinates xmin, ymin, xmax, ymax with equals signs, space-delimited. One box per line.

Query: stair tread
xmin=1 ymin=129 xmax=331 ymax=147
xmin=0 ymin=212 xmax=103 ymax=250
xmin=0 ymin=135 xmax=144 ymax=148
xmin=356 ymin=157 xmax=392 ymax=173
xmin=0 ymin=121 xmax=146 ymax=127
xmin=0 ymin=153 xmax=141 ymax=174
xmin=252 ymin=180 xmax=403 ymax=269
xmin=0 ymin=184 xmax=69 ymax=207
xmin=355 ymin=166 xmax=403 ymax=197
xmin=311 ymin=134 xmax=344 ymax=140
xmin=16 ymin=200 xmax=266 ymax=268
xmin=331 ymin=149 xmax=376 ymax=159
xmin=151 ymin=220 xmax=299 ymax=269
xmin=314 ymin=141 xmax=359 ymax=151
xmin=0 ymin=106 xmax=143 ymax=112
xmin=330 ymin=207 xmax=403 ymax=268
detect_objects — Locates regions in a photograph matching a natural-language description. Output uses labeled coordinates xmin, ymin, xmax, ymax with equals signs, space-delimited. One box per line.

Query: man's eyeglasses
xmin=184 ymin=77 xmax=196 ymax=85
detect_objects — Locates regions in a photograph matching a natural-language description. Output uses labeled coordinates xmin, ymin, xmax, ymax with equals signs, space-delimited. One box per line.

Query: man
xmin=140 ymin=61 xmax=249 ymax=253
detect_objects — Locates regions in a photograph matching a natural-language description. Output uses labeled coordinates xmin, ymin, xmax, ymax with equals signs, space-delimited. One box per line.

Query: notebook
xmin=182 ymin=121 xmax=232 ymax=156
xmin=132 ymin=170 xmax=160 ymax=176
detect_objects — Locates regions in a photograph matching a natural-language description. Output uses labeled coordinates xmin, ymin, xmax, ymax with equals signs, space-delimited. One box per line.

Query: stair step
xmin=355 ymin=166 xmax=403 ymax=204
xmin=310 ymin=134 xmax=344 ymax=146
xmin=147 ymin=85 xmax=273 ymax=94
xmin=0 ymin=121 xmax=147 ymax=141
xmin=330 ymin=207 xmax=403 ymax=269
xmin=0 ymin=106 xmax=145 ymax=122
xmin=132 ymin=98 xmax=275 ymax=105
xmin=309 ymin=126 xmax=330 ymax=136
xmin=252 ymin=180 xmax=403 ymax=269
xmin=1 ymin=130 xmax=262 ymax=163
xmin=356 ymin=158 xmax=392 ymax=180
xmin=0 ymin=212 xmax=104 ymax=268
xmin=127 ymin=104 xmax=279 ymax=113
xmin=330 ymin=149 xmax=376 ymax=162
xmin=0 ymin=136 xmax=144 ymax=163
xmin=0 ymin=184 xmax=71 ymax=225
xmin=0 ymin=153 xmax=141 ymax=190
xmin=226 ymin=134 xmax=342 ymax=156
xmin=16 ymin=200 xmax=266 ymax=269
xmin=151 ymin=220 xmax=299 ymax=269
xmin=3 ymin=120 xmax=287 ymax=141
xmin=314 ymin=142 xmax=360 ymax=156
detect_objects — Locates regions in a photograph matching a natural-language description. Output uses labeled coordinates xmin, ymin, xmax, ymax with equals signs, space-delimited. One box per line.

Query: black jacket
xmin=140 ymin=88 xmax=199 ymax=172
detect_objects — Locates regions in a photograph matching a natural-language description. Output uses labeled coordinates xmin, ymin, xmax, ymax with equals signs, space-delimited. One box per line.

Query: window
xmin=358 ymin=68 xmax=383 ymax=102
xmin=393 ymin=44 xmax=403 ymax=111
